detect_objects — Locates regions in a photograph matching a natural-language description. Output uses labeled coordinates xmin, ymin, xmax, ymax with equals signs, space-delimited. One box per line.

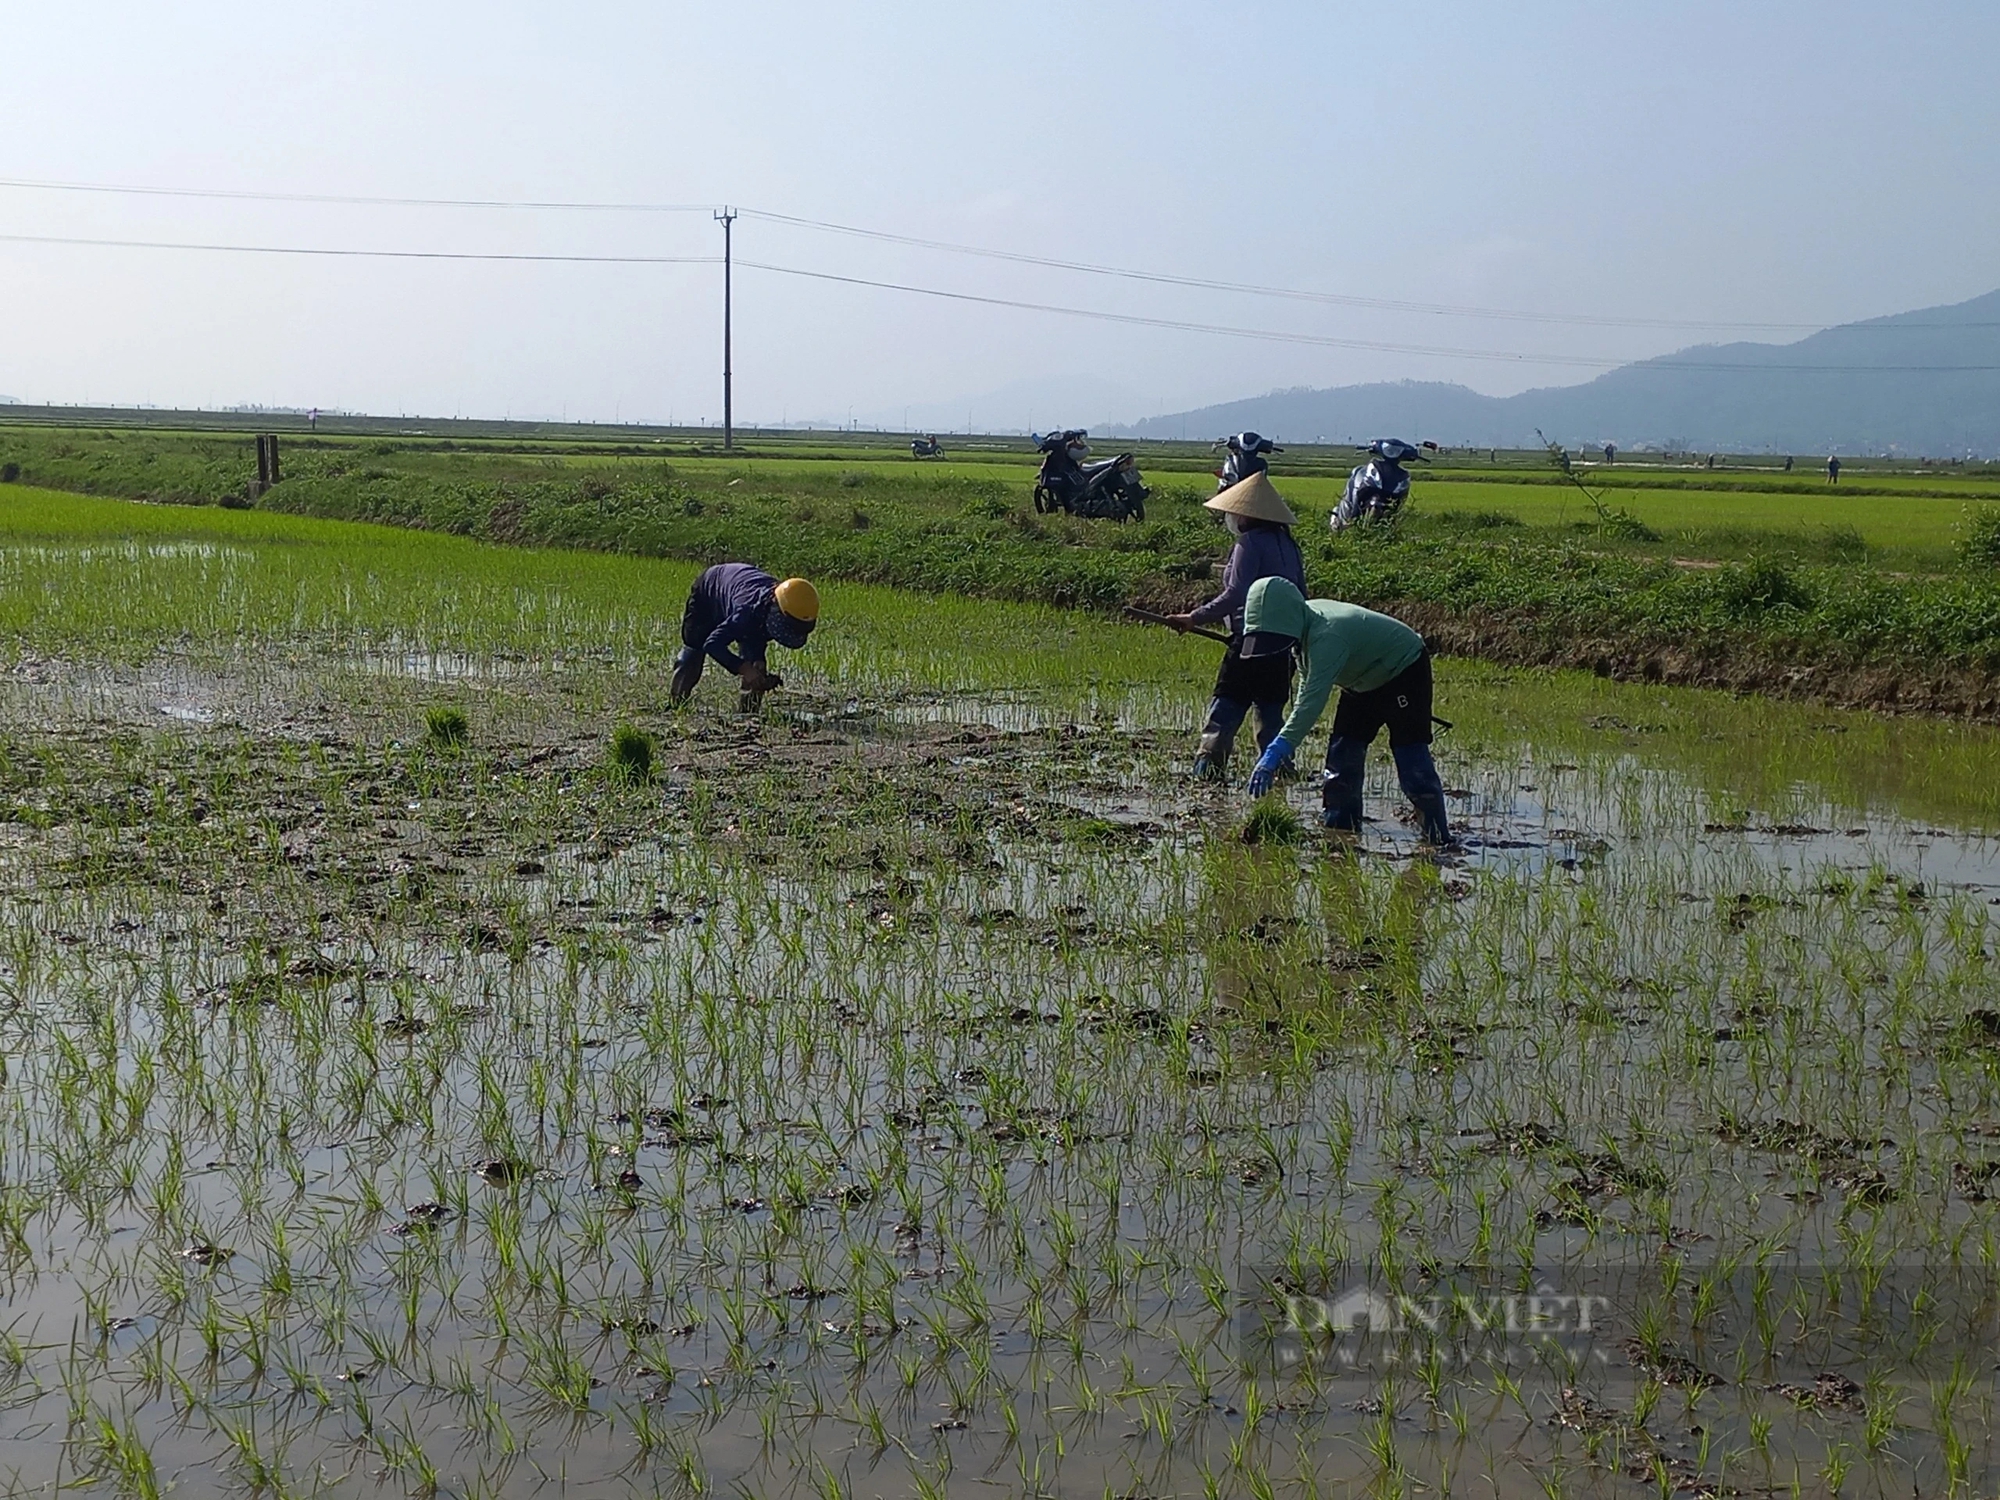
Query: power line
xmin=735 ymin=260 xmax=1613 ymax=366
xmin=5 ymin=228 xmax=1997 ymax=374
xmin=0 ymin=231 xmax=718 ymax=267
xmin=739 ymin=261 xmax=1999 ymax=373
xmin=0 ymin=175 xmax=715 ymax=214
xmin=1 ymin=171 xmax=1973 ymax=334
xmin=736 ymin=208 xmax=1850 ymax=333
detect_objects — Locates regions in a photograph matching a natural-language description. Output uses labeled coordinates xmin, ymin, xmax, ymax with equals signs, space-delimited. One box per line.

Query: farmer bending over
xmin=1162 ymin=472 xmax=1306 ymax=782
xmin=669 ymin=563 xmax=819 ymax=705
xmin=1238 ymin=577 xmax=1452 ymax=846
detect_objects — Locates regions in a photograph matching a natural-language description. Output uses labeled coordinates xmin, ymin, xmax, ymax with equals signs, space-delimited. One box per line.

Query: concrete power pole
xmin=715 ymin=207 xmax=737 ymax=450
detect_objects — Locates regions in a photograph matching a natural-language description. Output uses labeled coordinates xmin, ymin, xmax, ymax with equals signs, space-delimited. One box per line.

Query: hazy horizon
xmin=5 ymin=1 xmax=1996 ymax=429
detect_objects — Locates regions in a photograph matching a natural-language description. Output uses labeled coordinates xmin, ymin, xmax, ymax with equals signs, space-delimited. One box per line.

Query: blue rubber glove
xmin=1246 ymin=736 xmax=1293 ymax=798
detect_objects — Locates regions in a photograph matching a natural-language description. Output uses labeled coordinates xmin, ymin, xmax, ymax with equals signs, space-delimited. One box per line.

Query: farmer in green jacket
xmin=1238 ymin=577 xmax=1453 ymax=845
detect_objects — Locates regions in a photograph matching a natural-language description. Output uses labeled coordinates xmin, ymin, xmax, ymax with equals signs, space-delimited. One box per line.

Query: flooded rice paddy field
xmin=1 ymin=643 xmax=1999 ymax=1500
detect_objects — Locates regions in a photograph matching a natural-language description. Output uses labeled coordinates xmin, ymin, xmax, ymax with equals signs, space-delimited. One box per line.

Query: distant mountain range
xmin=1107 ymin=289 xmax=2000 ymax=455
xmin=854 ymin=374 xmax=1153 ymax=436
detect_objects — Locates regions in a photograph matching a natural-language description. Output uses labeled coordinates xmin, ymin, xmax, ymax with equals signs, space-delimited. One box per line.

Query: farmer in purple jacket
xmin=1163 ymin=472 xmax=1308 ymax=781
xmin=668 ymin=563 xmax=819 ymax=706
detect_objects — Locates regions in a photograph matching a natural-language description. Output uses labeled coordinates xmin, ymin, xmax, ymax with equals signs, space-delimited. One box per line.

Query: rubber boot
xmin=668 ymin=648 xmax=703 ymax=706
xmin=1392 ymin=742 xmax=1454 ymax=846
xmin=1195 ymin=696 xmax=1249 ymax=782
xmin=1320 ymin=736 xmax=1368 ymax=831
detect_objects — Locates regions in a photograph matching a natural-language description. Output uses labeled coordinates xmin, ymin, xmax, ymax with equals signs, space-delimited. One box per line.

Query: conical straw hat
xmin=1203 ymin=471 xmax=1298 ymax=526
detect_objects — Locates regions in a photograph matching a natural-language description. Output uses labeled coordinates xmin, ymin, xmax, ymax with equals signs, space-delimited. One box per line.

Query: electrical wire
xmin=4 ymin=172 xmax=1982 ymax=334
xmin=737 ymin=261 xmax=2000 ymax=373
xmin=737 ymin=208 xmax=1850 ymax=333
xmin=736 ymin=260 xmax=1612 ymax=366
xmin=5 ymin=227 xmax=1992 ymax=373
xmin=0 ymin=175 xmax=714 ymax=214
xmin=0 ymin=232 xmax=718 ymax=267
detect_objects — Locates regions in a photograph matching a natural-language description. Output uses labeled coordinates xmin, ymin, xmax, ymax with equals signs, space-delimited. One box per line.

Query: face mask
xmin=1225 ymin=514 xmax=1248 ymax=536
xmin=768 ymin=601 xmax=812 ymax=646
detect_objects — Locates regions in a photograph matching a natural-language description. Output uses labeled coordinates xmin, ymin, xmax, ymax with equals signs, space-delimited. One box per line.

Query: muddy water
xmin=0 ymin=655 xmax=1994 ymax=1497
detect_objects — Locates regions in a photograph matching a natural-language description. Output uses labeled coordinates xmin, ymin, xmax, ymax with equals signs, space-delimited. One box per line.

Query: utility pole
xmin=715 ymin=207 xmax=737 ymax=449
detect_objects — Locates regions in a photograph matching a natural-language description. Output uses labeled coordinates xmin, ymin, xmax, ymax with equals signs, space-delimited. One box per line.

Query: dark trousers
xmin=671 ymin=592 xmax=719 ymax=695
xmin=1198 ymin=639 xmax=1294 ymax=768
xmin=1321 ymin=652 xmax=1451 ymax=844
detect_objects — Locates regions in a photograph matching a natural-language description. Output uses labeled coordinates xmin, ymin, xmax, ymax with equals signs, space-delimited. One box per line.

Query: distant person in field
xmin=1603 ymin=443 xmax=1616 ymax=464
xmin=669 ymin=563 xmax=819 ymax=706
xmin=1784 ymin=455 xmax=1794 ymax=472
xmin=1826 ymin=455 xmax=1841 ymax=484
xmin=1237 ymin=577 xmax=1452 ymax=846
xmin=1162 ymin=473 xmax=1307 ymax=783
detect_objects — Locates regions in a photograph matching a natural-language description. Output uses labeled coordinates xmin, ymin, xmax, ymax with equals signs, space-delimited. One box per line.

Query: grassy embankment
xmin=5 ymin=422 xmax=2000 ymax=718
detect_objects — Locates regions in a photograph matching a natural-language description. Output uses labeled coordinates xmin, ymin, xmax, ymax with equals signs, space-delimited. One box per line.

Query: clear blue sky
xmin=3 ymin=1 xmax=1995 ymax=429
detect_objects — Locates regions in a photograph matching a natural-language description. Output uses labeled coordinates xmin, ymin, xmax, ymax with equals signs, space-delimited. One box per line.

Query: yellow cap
xmin=775 ymin=577 xmax=819 ymax=622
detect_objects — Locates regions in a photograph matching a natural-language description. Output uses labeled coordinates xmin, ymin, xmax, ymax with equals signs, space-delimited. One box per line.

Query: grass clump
xmin=609 ymin=723 xmax=655 ymax=783
xmin=1715 ymin=555 xmax=1814 ymax=614
xmin=1818 ymin=523 xmax=1869 ymax=563
xmin=424 ymin=705 xmax=470 ymax=750
xmin=1430 ymin=508 xmax=1525 ymax=532
xmin=1960 ymin=505 xmax=2000 ymax=569
xmin=1238 ymin=800 xmax=1303 ymax=845
xmin=1588 ymin=503 xmax=1660 ymax=542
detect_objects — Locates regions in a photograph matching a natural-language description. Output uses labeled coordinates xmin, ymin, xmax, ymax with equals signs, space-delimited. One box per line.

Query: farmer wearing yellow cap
xmin=668 ymin=563 xmax=819 ymax=705
xmin=1161 ymin=472 xmax=1307 ymax=781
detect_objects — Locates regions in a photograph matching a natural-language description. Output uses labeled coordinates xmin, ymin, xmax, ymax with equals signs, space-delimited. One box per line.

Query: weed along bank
xmin=0 ymin=478 xmax=1997 ymax=1496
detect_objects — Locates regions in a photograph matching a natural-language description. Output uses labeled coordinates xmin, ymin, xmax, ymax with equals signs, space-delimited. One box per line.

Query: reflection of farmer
xmin=669 ymin=563 xmax=819 ymax=705
xmin=1826 ymin=455 xmax=1841 ymax=484
xmin=1162 ymin=473 xmax=1306 ymax=782
xmin=1239 ymin=578 xmax=1452 ymax=845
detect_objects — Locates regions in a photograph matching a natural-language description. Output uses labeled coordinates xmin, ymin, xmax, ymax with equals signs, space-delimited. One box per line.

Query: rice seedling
xmin=0 ymin=488 xmax=1992 ymax=1495
xmin=608 ymin=722 xmax=655 ymax=783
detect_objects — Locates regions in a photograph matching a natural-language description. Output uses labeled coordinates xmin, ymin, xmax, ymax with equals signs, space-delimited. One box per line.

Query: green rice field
xmin=0 ymin=484 xmax=1999 ymax=1497
xmin=412 ymin=452 xmax=2000 ymax=562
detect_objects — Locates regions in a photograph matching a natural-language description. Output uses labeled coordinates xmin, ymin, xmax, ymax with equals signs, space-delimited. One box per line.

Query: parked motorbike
xmin=1032 ymin=430 xmax=1148 ymax=521
xmin=1214 ymin=431 xmax=1279 ymax=490
xmin=910 ymin=435 xmax=945 ymax=459
xmin=1332 ymin=438 xmax=1438 ymax=530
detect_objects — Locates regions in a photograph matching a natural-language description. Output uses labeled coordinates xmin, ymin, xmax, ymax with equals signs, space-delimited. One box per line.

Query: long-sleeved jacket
xmin=1242 ymin=577 xmax=1425 ymax=745
xmin=1186 ymin=523 xmax=1306 ymax=635
xmin=690 ymin=563 xmax=810 ymax=672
